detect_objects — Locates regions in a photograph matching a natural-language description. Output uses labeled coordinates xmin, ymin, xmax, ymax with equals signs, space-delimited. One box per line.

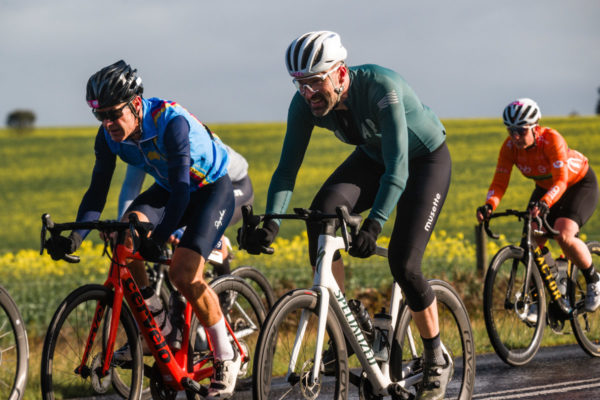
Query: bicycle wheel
xmin=210 ymin=275 xmax=267 ymax=388
xmin=41 ymin=284 xmax=143 ymax=400
xmin=0 ymin=284 xmax=28 ymax=400
xmin=393 ymin=280 xmax=475 ymax=400
xmin=253 ymin=289 xmax=349 ymax=400
xmin=232 ymin=265 xmax=276 ymax=310
xmin=569 ymin=241 xmax=600 ymax=356
xmin=483 ymin=245 xmax=546 ymax=366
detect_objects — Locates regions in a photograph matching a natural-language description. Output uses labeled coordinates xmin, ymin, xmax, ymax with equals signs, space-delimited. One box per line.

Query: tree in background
xmin=6 ymin=109 xmax=36 ymax=133
xmin=597 ymin=87 xmax=600 ymax=115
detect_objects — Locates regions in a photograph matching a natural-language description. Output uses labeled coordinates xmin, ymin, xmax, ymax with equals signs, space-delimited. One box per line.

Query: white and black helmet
xmin=502 ymin=98 xmax=541 ymax=127
xmin=285 ymin=31 xmax=347 ymax=78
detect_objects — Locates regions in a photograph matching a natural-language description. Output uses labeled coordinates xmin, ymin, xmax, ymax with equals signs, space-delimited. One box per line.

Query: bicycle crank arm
xmin=181 ymin=377 xmax=208 ymax=397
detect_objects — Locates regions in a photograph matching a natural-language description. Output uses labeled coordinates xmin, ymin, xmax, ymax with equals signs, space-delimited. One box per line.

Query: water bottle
xmin=554 ymin=257 xmax=569 ymax=297
xmin=348 ymin=299 xmax=374 ymax=343
xmin=372 ymin=308 xmax=392 ymax=362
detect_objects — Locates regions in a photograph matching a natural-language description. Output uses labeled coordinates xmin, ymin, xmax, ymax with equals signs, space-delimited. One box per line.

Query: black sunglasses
xmin=92 ymin=101 xmax=131 ymax=122
xmin=507 ymin=126 xmax=530 ymax=137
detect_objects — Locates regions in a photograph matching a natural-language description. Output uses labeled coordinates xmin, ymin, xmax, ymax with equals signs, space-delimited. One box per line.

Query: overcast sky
xmin=1 ymin=0 xmax=599 ymax=127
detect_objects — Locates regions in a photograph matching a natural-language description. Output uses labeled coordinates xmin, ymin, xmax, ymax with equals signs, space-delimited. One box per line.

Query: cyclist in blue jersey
xmin=45 ymin=60 xmax=240 ymax=398
xmin=240 ymin=31 xmax=453 ymax=400
xmin=118 ymin=142 xmax=254 ymax=274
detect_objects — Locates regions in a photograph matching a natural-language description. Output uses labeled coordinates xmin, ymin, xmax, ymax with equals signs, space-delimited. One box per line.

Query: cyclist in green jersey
xmin=241 ymin=31 xmax=453 ymax=400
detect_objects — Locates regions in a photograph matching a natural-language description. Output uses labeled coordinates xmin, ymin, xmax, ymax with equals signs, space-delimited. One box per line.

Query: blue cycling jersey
xmin=104 ymin=97 xmax=229 ymax=190
xmin=75 ymin=97 xmax=229 ymax=242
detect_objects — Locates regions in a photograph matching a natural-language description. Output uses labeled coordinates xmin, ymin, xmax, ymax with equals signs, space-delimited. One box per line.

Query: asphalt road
xmin=74 ymin=344 xmax=600 ymax=399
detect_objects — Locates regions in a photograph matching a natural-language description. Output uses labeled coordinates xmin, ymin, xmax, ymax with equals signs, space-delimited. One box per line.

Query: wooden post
xmin=475 ymin=224 xmax=487 ymax=275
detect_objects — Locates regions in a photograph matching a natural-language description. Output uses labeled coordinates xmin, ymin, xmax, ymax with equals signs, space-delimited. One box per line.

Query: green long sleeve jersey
xmin=266 ymin=64 xmax=446 ymax=228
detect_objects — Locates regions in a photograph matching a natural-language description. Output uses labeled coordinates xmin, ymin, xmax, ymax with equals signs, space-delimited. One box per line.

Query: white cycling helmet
xmin=285 ymin=31 xmax=347 ymax=78
xmin=502 ymin=98 xmax=541 ymax=127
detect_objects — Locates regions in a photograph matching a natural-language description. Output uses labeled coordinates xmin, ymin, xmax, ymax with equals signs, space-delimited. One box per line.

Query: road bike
xmin=39 ymin=213 xmax=266 ymax=399
xmin=482 ymin=209 xmax=600 ymax=366
xmin=240 ymin=205 xmax=475 ymax=400
xmin=0 ymin=283 xmax=29 ymax=400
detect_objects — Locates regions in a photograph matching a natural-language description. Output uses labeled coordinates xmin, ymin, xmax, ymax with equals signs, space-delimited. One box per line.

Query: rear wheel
xmin=394 ymin=280 xmax=475 ymax=400
xmin=0 ymin=284 xmax=28 ymax=400
xmin=232 ymin=265 xmax=276 ymax=311
xmin=569 ymin=241 xmax=600 ymax=356
xmin=41 ymin=284 xmax=143 ymax=400
xmin=483 ymin=245 xmax=546 ymax=366
xmin=210 ymin=275 xmax=267 ymax=389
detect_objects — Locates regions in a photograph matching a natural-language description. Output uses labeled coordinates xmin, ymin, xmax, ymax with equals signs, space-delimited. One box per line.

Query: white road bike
xmin=240 ymin=205 xmax=475 ymax=400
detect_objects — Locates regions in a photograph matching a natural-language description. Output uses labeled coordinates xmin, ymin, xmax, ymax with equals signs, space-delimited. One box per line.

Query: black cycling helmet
xmin=86 ymin=60 xmax=143 ymax=109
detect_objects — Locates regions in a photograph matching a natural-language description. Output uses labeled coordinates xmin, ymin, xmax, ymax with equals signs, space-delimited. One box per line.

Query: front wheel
xmin=253 ymin=289 xmax=349 ymax=400
xmin=394 ymin=280 xmax=475 ymax=400
xmin=0 ymin=284 xmax=29 ymax=400
xmin=40 ymin=284 xmax=143 ymax=400
xmin=569 ymin=241 xmax=600 ymax=357
xmin=483 ymin=245 xmax=546 ymax=366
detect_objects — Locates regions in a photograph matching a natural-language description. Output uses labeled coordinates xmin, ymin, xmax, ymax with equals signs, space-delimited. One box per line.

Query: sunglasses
xmin=292 ymin=63 xmax=342 ymax=94
xmin=507 ymin=126 xmax=531 ymax=137
xmin=92 ymin=101 xmax=131 ymax=122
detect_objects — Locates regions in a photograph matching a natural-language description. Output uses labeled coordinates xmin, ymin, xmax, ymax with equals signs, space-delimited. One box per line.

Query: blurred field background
xmin=1 ymin=117 xmax=600 ymax=397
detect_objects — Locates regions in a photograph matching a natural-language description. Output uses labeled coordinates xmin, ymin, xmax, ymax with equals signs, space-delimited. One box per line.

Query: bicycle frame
xmin=485 ymin=209 xmax=566 ymax=320
xmin=287 ymin=223 xmax=420 ymax=397
xmin=77 ymin=236 xmax=246 ymax=392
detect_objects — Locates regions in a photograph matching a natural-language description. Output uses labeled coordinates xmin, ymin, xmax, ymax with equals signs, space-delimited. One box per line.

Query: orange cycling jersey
xmin=486 ymin=126 xmax=589 ymax=210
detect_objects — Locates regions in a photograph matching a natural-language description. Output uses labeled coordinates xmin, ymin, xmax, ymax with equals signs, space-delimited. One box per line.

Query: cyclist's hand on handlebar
xmin=528 ymin=200 xmax=549 ymax=218
xmin=239 ymin=219 xmax=279 ymax=255
xmin=476 ymin=204 xmax=493 ymax=223
xmin=45 ymin=232 xmax=82 ymax=261
xmin=138 ymin=236 xmax=164 ymax=262
xmin=348 ymin=218 xmax=381 ymax=258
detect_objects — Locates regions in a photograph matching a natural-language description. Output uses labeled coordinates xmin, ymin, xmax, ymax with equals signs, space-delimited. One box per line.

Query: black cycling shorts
xmin=128 ymin=175 xmax=234 ymax=258
xmin=307 ymin=142 xmax=452 ymax=312
xmin=529 ymin=167 xmax=599 ymax=228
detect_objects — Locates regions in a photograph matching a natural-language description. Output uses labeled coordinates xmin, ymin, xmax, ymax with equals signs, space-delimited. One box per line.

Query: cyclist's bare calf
xmin=170 ymin=247 xmax=223 ymax=327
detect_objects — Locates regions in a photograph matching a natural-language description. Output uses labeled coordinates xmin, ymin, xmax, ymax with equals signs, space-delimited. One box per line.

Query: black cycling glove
xmin=46 ymin=232 xmax=82 ymax=261
xmin=138 ymin=236 xmax=164 ymax=262
xmin=476 ymin=204 xmax=493 ymax=222
xmin=531 ymin=200 xmax=550 ymax=216
xmin=349 ymin=218 xmax=381 ymax=259
xmin=239 ymin=219 xmax=279 ymax=255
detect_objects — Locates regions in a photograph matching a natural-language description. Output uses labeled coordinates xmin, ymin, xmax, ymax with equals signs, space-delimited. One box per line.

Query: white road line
xmin=473 ymin=377 xmax=600 ymax=399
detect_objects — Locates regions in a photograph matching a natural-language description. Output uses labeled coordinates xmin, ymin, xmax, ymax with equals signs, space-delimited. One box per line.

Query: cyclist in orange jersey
xmin=476 ymin=98 xmax=600 ymax=313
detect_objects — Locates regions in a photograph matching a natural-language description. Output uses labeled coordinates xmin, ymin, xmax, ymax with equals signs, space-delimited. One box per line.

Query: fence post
xmin=475 ymin=224 xmax=487 ymax=275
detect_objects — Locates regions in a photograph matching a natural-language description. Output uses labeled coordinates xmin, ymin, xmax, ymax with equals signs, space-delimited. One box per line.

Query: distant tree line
xmin=5 ymin=109 xmax=36 ymax=133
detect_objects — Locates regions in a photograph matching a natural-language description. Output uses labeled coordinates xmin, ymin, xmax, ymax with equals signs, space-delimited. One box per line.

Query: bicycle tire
xmin=483 ymin=245 xmax=546 ymax=366
xmin=252 ymin=289 xmax=349 ymax=400
xmin=41 ymin=284 xmax=143 ymax=400
xmin=393 ymin=280 xmax=475 ymax=400
xmin=232 ymin=265 xmax=276 ymax=310
xmin=569 ymin=241 xmax=600 ymax=357
xmin=0 ymin=284 xmax=29 ymax=400
xmin=210 ymin=275 xmax=267 ymax=388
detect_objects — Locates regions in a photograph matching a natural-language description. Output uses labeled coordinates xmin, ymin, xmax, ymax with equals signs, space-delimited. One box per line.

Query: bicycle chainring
xmin=149 ymin=363 xmax=178 ymax=400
